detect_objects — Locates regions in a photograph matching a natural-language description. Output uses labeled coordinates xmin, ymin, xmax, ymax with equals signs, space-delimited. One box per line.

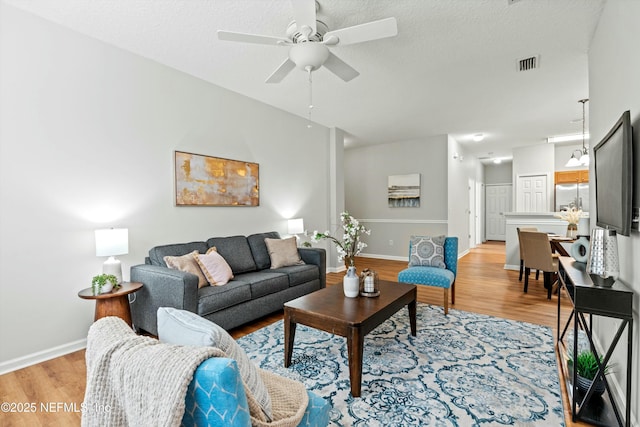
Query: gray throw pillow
xmin=408 ymin=235 xmax=447 ymax=268
xmin=156 ymin=307 xmax=272 ymax=421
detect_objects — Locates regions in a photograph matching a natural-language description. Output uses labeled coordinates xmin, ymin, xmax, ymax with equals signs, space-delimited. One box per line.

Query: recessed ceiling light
xmin=473 ymin=133 xmax=484 ymax=142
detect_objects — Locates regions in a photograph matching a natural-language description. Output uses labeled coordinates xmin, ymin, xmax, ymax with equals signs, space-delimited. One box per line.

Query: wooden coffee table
xmin=284 ymin=280 xmax=417 ymax=397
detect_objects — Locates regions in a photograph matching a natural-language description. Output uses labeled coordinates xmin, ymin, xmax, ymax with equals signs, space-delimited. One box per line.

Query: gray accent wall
xmin=344 ymin=136 xmax=449 ymax=259
xmin=484 ymin=162 xmax=513 ymax=185
xmin=0 ymin=4 xmax=332 ymax=368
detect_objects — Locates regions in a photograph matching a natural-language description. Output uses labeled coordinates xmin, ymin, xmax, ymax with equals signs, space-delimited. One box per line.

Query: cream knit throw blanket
xmin=83 ymin=317 xmax=308 ymax=427
xmin=82 ymin=317 xmax=223 ymax=427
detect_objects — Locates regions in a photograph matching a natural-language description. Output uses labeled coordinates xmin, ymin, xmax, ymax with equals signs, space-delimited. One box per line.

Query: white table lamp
xmin=95 ymin=228 xmax=129 ymax=284
xmin=288 ymin=218 xmax=304 ymax=235
xmin=288 ymin=218 xmax=304 ymax=245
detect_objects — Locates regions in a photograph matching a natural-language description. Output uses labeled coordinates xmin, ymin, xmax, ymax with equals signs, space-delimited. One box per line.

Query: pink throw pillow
xmin=194 ymin=248 xmax=234 ymax=286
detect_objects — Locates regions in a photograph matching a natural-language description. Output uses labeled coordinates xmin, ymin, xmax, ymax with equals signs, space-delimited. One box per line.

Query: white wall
xmin=484 ymin=161 xmax=513 ymax=185
xmin=0 ymin=4 xmax=332 ymax=370
xmin=589 ymin=0 xmax=640 ymax=421
xmin=448 ymin=135 xmax=477 ymax=252
xmin=344 ymin=137 xmax=449 ymax=259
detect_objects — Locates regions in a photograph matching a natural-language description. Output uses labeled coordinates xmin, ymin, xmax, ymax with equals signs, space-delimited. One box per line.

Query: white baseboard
xmin=0 ymin=338 xmax=87 ymax=375
xmin=504 ymin=264 xmax=519 ymax=271
xmin=358 ymin=253 xmax=406 ymax=261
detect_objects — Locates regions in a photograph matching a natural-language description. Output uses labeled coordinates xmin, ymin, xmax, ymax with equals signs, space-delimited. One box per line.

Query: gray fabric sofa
xmin=130 ymin=231 xmax=326 ymax=336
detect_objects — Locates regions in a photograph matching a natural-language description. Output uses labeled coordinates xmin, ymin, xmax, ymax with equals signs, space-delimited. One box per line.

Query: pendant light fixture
xmin=578 ymin=98 xmax=589 ymax=166
xmin=565 ymin=150 xmax=583 ymax=167
xmin=566 ymin=98 xmax=589 ymax=167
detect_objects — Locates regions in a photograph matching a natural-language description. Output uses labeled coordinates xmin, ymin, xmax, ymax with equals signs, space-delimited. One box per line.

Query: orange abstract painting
xmin=174 ymin=151 xmax=259 ymax=206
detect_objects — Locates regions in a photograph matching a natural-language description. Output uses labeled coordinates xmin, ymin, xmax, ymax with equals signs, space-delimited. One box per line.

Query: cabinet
xmin=555 ymin=169 xmax=589 ymax=184
xmin=557 ymin=257 xmax=633 ymax=426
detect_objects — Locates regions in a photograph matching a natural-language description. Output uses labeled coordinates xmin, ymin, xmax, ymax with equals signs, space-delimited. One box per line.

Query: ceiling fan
xmin=217 ymin=0 xmax=398 ymax=83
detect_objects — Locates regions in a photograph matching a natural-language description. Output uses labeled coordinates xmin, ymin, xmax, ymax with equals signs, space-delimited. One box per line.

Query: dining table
xmin=548 ymin=235 xmax=575 ymax=256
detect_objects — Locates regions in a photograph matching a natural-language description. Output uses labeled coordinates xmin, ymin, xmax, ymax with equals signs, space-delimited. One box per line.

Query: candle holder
xmin=360 ymin=269 xmax=380 ymax=297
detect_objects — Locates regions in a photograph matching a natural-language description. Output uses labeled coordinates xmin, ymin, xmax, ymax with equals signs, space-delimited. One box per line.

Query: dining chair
xmin=516 ymin=227 xmax=538 ymax=282
xmin=519 ymin=231 xmax=558 ymax=299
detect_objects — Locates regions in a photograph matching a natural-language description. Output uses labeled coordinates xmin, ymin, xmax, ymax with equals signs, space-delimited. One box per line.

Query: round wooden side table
xmin=78 ymin=281 xmax=143 ymax=327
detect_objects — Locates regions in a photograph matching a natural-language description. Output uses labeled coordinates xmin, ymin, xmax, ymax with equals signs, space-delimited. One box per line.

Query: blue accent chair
xmin=397 ymin=237 xmax=458 ymax=315
xmin=183 ymin=357 xmax=330 ymax=427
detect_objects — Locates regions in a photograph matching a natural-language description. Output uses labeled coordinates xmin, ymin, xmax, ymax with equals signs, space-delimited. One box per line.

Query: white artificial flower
xmin=306 ymin=211 xmax=371 ymax=260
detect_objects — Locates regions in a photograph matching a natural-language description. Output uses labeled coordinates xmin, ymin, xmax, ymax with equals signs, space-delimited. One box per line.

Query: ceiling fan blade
xmin=323 ymin=52 xmax=359 ymax=82
xmin=265 ymin=58 xmax=296 ymax=83
xmin=291 ymin=0 xmax=316 ymax=35
xmin=217 ymin=30 xmax=290 ymax=46
xmin=323 ymin=17 xmax=397 ymax=46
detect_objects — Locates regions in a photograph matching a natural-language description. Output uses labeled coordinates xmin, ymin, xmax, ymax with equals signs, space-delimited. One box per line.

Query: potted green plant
xmin=569 ymin=349 xmax=611 ymax=396
xmin=91 ymin=274 xmax=120 ymax=295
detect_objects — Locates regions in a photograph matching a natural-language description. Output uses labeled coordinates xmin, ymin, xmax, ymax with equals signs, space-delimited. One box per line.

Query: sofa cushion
xmin=272 ymin=264 xmax=319 ymax=287
xmin=408 ymin=235 xmax=447 ymax=269
xmin=194 ymin=247 xmax=234 ymax=286
xmin=163 ymin=250 xmax=208 ymax=288
xmin=149 ymin=241 xmax=209 ymax=267
xmin=197 ymin=280 xmax=252 ymax=316
xmin=234 ymin=271 xmax=289 ymax=299
xmin=207 ymin=236 xmax=257 ymax=275
xmin=156 ymin=307 xmax=272 ymax=421
xmin=247 ymin=231 xmax=280 ymax=270
xmin=264 ymin=237 xmax=305 ymax=269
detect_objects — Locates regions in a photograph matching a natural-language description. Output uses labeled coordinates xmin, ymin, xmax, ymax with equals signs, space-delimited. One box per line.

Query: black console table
xmin=557 ymin=256 xmax=633 ymax=427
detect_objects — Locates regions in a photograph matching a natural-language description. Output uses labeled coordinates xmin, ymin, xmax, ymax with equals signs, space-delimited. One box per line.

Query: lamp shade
xmin=95 ymin=228 xmax=129 ymax=257
xmin=579 ymin=152 xmax=590 ymax=166
xmin=565 ymin=151 xmax=582 ymax=167
xmin=288 ymin=218 xmax=304 ymax=235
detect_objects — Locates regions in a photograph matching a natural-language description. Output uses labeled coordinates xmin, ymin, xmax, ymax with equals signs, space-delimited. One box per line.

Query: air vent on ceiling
xmin=517 ymin=55 xmax=540 ymax=72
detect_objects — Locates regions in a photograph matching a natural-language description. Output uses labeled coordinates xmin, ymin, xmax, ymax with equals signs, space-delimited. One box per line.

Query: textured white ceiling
xmin=5 ymin=0 xmax=605 ymax=160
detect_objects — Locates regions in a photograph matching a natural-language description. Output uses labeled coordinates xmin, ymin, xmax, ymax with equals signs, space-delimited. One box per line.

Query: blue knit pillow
xmin=408 ymin=235 xmax=446 ymax=268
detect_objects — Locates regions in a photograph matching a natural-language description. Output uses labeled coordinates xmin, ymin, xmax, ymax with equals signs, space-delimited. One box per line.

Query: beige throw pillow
xmin=264 ymin=237 xmax=305 ymax=269
xmin=163 ymin=250 xmax=208 ymax=288
xmin=194 ymin=247 xmax=234 ymax=286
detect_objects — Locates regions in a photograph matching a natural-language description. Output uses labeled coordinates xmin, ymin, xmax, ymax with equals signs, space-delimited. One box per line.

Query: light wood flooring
xmin=0 ymin=241 xmax=588 ymax=426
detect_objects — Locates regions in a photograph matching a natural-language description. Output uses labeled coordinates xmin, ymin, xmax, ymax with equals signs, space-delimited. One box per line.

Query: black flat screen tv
xmin=593 ymin=110 xmax=633 ymax=236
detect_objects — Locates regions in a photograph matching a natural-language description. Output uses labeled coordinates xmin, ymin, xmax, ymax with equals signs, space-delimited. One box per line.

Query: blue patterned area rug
xmin=237 ymin=304 xmax=565 ymax=426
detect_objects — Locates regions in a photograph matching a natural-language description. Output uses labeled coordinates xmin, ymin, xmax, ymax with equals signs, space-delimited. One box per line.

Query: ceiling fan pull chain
xmin=307 ymin=66 xmax=313 ymax=128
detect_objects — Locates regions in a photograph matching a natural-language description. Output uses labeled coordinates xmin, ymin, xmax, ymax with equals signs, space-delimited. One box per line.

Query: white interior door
xmin=485 ymin=185 xmax=512 ymax=241
xmin=517 ymin=175 xmax=548 ymax=212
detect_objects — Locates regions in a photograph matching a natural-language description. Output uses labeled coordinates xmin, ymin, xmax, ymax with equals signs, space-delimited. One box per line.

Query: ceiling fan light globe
xmin=289 ymin=43 xmax=330 ymax=71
